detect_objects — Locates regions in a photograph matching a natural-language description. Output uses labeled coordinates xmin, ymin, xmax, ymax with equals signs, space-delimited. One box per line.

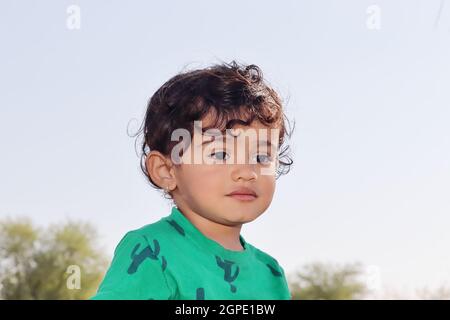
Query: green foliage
xmin=289 ymin=262 xmax=367 ymax=300
xmin=0 ymin=217 xmax=108 ymax=300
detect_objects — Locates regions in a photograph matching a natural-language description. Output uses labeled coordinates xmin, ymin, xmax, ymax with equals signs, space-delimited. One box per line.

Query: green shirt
xmin=91 ymin=206 xmax=291 ymax=300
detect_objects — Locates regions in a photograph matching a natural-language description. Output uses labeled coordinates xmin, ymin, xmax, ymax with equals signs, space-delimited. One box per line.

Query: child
xmin=91 ymin=61 xmax=294 ymax=300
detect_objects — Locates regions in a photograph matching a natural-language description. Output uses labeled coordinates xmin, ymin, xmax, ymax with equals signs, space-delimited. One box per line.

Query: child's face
xmin=171 ymin=115 xmax=278 ymax=226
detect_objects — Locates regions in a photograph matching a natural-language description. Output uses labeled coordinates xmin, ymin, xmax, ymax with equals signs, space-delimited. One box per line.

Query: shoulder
xmin=92 ymin=216 xmax=176 ymax=299
xmin=112 ymin=216 xmax=174 ymax=256
xmin=125 ymin=216 xmax=173 ymax=238
xmin=133 ymin=215 xmax=172 ymax=235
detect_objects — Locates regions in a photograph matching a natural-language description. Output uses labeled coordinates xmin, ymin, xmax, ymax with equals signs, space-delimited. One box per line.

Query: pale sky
xmin=1 ymin=0 xmax=449 ymax=298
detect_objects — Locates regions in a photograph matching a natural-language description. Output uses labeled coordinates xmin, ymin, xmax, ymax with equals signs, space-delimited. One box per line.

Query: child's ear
xmin=145 ymin=151 xmax=177 ymax=191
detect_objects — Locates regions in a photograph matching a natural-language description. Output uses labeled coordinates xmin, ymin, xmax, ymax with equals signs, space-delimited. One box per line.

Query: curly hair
xmin=133 ymin=61 xmax=294 ymax=192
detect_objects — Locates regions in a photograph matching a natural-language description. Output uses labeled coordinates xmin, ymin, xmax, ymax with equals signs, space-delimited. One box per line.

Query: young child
xmin=91 ymin=61 xmax=294 ymax=300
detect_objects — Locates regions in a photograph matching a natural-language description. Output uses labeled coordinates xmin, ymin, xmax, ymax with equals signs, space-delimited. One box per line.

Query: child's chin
xmin=221 ymin=218 xmax=252 ymax=227
xmin=220 ymin=210 xmax=261 ymax=225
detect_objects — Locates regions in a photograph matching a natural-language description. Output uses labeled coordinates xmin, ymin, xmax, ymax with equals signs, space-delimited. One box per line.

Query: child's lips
xmin=226 ymin=188 xmax=258 ymax=201
xmin=227 ymin=194 xmax=257 ymax=201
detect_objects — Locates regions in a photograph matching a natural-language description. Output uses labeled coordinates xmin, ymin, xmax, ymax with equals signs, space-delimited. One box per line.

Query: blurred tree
xmin=0 ymin=217 xmax=108 ymax=299
xmin=289 ymin=262 xmax=367 ymax=300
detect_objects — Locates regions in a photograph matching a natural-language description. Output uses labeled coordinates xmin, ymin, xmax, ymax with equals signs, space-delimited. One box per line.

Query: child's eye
xmin=254 ymin=154 xmax=273 ymax=164
xmin=209 ymin=151 xmax=230 ymax=161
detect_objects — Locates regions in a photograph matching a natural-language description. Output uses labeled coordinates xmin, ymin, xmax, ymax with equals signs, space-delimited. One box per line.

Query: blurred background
xmin=1 ymin=0 xmax=449 ymax=299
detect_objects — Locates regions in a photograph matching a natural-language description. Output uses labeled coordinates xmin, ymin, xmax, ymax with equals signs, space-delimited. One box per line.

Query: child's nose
xmin=230 ymin=164 xmax=258 ymax=182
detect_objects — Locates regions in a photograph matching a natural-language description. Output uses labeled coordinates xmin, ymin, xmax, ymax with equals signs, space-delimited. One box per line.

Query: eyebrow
xmin=201 ymin=135 xmax=275 ymax=149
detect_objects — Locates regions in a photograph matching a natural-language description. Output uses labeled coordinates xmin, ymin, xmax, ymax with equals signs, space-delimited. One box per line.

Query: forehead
xmin=199 ymin=120 xmax=274 ymax=141
xmin=194 ymin=109 xmax=281 ymax=147
xmin=200 ymin=109 xmax=275 ymax=132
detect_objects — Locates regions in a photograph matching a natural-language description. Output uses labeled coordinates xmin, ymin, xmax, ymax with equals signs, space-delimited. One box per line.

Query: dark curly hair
xmin=132 ymin=61 xmax=294 ymax=192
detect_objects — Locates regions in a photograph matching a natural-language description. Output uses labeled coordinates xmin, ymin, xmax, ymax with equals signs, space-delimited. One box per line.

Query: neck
xmin=175 ymin=204 xmax=244 ymax=251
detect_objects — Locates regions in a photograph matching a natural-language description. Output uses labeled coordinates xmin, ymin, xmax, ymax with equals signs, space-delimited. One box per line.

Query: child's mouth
xmin=227 ymin=194 xmax=257 ymax=201
xmin=226 ymin=187 xmax=258 ymax=201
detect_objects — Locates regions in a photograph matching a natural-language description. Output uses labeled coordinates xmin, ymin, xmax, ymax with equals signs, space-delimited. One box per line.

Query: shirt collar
xmin=166 ymin=206 xmax=251 ymax=263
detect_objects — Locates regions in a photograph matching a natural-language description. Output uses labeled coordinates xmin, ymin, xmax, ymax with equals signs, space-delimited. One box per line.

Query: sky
xmin=1 ymin=0 xmax=449 ymax=298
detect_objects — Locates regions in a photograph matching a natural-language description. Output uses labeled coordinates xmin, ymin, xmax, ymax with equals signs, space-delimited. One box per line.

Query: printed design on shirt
xmin=167 ymin=219 xmax=185 ymax=236
xmin=127 ymin=236 xmax=167 ymax=274
xmin=161 ymin=256 xmax=167 ymax=271
xmin=266 ymin=263 xmax=282 ymax=277
xmin=196 ymin=288 xmax=205 ymax=300
xmin=215 ymin=255 xmax=240 ymax=293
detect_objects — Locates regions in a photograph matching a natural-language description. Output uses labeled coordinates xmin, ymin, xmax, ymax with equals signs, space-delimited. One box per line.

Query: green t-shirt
xmin=91 ymin=206 xmax=291 ymax=300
